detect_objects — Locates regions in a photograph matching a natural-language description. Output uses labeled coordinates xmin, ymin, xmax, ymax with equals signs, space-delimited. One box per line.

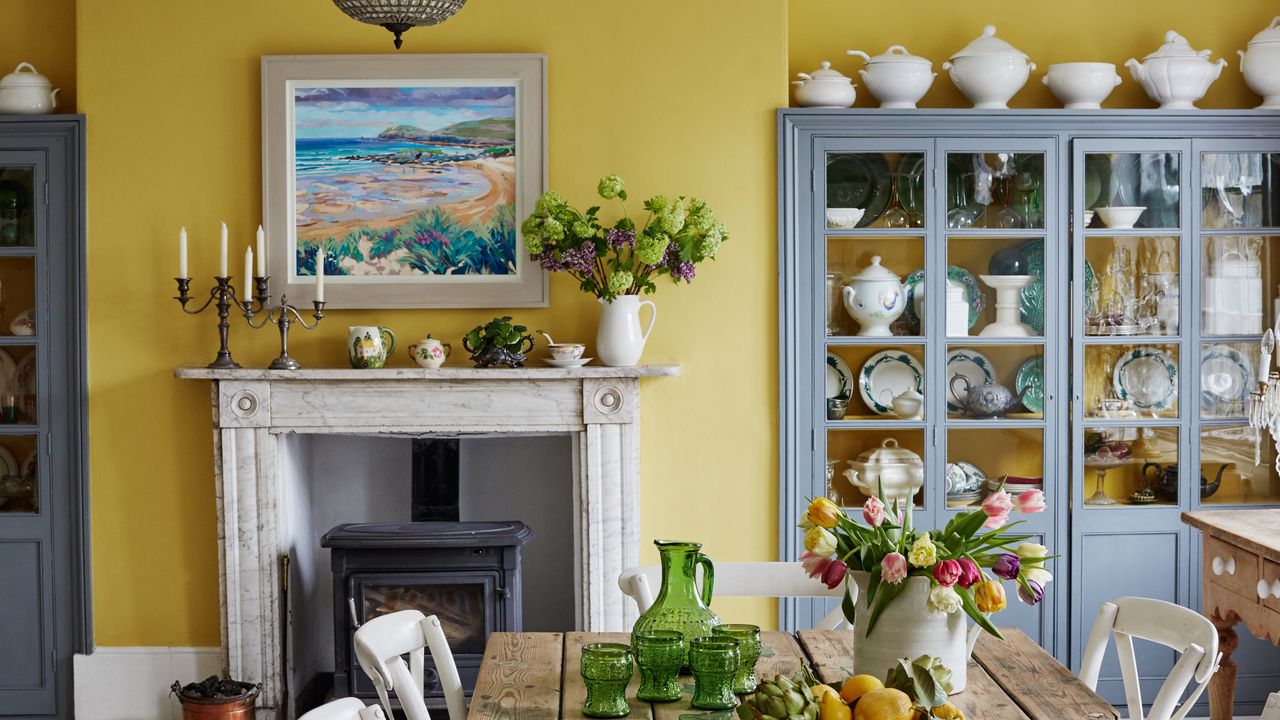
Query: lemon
xmin=811 ymin=684 xmax=842 ymax=703
xmin=838 ymin=674 xmax=884 ymax=703
xmin=851 ymin=688 xmax=914 ymax=720
xmin=932 ymin=702 xmax=965 ymax=720
xmin=818 ymin=688 xmax=853 ymax=720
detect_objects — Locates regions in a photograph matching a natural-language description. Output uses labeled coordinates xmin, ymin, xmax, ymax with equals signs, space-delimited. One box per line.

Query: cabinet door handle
xmin=1212 ymin=556 xmax=1227 ymax=575
xmin=1260 ymin=579 xmax=1272 ymax=599
xmin=1273 ymin=579 xmax=1280 ymax=598
xmin=1228 ymin=557 xmax=1237 ymax=575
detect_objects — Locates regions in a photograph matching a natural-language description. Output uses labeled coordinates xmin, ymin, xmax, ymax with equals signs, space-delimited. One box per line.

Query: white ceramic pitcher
xmin=848 ymin=571 xmax=981 ymax=693
xmin=597 ymin=295 xmax=656 ymax=367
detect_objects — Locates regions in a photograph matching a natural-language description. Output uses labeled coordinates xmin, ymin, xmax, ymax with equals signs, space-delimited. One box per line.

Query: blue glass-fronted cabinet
xmin=779 ymin=110 xmax=1280 ymax=715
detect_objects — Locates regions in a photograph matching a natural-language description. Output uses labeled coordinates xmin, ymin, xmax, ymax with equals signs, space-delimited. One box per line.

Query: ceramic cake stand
xmin=979 ymin=274 xmax=1036 ymax=337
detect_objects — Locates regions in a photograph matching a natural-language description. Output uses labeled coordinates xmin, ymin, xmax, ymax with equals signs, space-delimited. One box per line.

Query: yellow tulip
xmin=907 ymin=533 xmax=937 ymax=568
xmin=804 ymin=526 xmax=838 ymax=556
xmin=974 ymin=579 xmax=1007 ymax=613
xmin=806 ymin=497 xmax=843 ymax=529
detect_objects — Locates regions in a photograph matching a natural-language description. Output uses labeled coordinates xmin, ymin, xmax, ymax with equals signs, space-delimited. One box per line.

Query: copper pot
xmin=177 ymin=695 xmax=257 ymax=720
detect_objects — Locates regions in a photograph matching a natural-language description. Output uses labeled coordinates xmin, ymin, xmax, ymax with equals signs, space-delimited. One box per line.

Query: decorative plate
xmin=1083 ymin=260 xmax=1097 ymax=318
xmin=0 ymin=445 xmax=16 ymax=479
xmin=1200 ymin=344 xmax=1254 ymax=412
xmin=1015 ymin=357 xmax=1045 ymax=414
xmin=897 ymin=155 xmax=927 ymax=219
xmin=1018 ymin=238 xmax=1045 ymax=334
xmin=945 ymin=461 xmax=985 ymax=495
xmin=858 ymin=350 xmax=924 ymax=415
xmin=1084 ymin=155 xmax=1104 ymax=209
xmin=0 ymin=349 xmax=15 ymax=401
xmin=946 ymin=349 xmax=995 ymax=413
xmin=826 ymin=353 xmax=853 ymax=401
xmin=1113 ymin=348 xmax=1178 ymax=410
xmin=826 ymin=154 xmax=891 ymax=228
xmin=902 ymin=266 xmax=986 ymax=333
xmin=9 ymin=307 xmax=33 ymax=337
xmin=14 ymin=353 xmax=34 ymax=420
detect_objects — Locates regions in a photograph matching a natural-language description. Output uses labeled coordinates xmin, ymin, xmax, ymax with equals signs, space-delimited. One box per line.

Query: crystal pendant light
xmin=332 ymin=0 xmax=468 ymax=49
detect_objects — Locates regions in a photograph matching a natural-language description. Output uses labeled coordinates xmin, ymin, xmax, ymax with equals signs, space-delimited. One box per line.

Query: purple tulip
xmin=1018 ymin=579 xmax=1045 ymax=606
xmin=992 ymin=553 xmax=1021 ymax=580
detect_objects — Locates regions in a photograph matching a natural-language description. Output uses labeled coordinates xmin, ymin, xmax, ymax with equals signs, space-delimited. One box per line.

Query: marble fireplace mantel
xmin=175 ymin=363 xmax=679 ymax=717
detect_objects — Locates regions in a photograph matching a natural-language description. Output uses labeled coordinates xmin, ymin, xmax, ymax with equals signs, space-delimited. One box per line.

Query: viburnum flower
xmin=928 ymin=584 xmax=962 ymax=614
xmin=804 ymin=526 xmax=837 ymax=557
xmin=805 ymin=497 xmax=842 ymax=529
xmin=1018 ymin=579 xmax=1045 ymax=606
xmin=975 ymin=580 xmax=1007 ymax=613
xmin=862 ymin=496 xmax=886 ymax=527
xmin=956 ymin=557 xmax=981 ymax=589
xmin=597 ymin=174 xmax=625 ymax=200
xmin=881 ymin=552 xmax=908 ymax=584
xmin=992 ymin=553 xmax=1021 ymax=580
xmin=1016 ymin=489 xmax=1046 ymax=514
xmin=981 ymin=490 xmax=1013 ymax=529
xmin=933 ymin=559 xmax=962 ymax=587
xmin=908 ymin=533 xmax=937 ymax=568
xmin=607 ymin=270 xmax=634 ymax=295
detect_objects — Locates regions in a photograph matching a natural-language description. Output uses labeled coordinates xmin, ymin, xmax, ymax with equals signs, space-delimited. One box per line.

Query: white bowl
xmin=826 ymin=208 xmax=866 ymax=228
xmin=1095 ymin=206 xmax=1147 ymax=229
xmin=858 ymin=63 xmax=936 ymax=109
xmin=1042 ymin=62 xmax=1121 ymax=109
xmin=942 ymin=55 xmax=1034 ymax=109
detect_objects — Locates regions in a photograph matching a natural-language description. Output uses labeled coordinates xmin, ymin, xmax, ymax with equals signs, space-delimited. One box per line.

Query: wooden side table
xmin=1183 ymin=510 xmax=1280 ymax=720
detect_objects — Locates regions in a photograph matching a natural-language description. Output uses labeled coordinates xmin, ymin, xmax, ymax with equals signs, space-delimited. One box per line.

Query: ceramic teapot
xmin=841 ymin=256 xmax=907 ymax=337
xmin=792 ymin=61 xmax=857 ymax=108
xmin=408 ymin=334 xmax=451 ymax=369
xmin=1239 ymin=17 xmax=1280 ymax=109
xmin=1126 ymin=31 xmax=1227 ymax=109
xmin=1141 ymin=462 xmax=1227 ymax=501
xmin=949 ymin=374 xmax=1026 ymax=418
xmin=0 ymin=63 xmax=60 ymax=114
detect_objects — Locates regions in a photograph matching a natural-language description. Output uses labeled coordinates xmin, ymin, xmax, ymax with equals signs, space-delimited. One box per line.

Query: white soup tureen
xmin=1239 ymin=17 xmax=1280 ymax=109
xmin=847 ymin=45 xmax=936 ymax=109
xmin=841 ymin=256 xmax=907 ymax=337
xmin=942 ymin=25 xmax=1035 ymax=109
xmin=843 ymin=438 xmax=925 ymax=508
xmin=1126 ymin=31 xmax=1227 ymax=110
xmin=792 ymin=62 xmax=857 ymax=108
xmin=0 ymin=63 xmax=60 ymax=115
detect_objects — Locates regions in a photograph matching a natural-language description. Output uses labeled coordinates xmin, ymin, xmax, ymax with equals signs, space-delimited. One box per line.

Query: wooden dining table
xmin=466 ymin=630 xmax=1118 ymax=720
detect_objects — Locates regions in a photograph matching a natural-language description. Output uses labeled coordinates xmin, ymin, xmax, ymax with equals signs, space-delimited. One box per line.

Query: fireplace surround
xmin=176 ymin=364 xmax=678 ymax=718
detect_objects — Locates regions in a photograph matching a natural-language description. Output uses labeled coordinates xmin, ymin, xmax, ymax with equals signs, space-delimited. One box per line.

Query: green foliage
xmin=885 ymin=656 xmax=953 ymax=710
xmin=464 ymin=316 xmax=531 ymax=354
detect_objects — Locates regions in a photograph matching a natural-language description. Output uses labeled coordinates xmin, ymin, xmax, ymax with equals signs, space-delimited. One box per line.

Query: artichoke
xmin=737 ymin=674 xmax=820 ymax=720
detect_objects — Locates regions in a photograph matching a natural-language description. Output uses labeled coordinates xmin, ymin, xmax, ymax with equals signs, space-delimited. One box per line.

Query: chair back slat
xmin=353 ymin=609 xmax=467 ymax=720
xmin=298 ymin=697 xmax=386 ymax=720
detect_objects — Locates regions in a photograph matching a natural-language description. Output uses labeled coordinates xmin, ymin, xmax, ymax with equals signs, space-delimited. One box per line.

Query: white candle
xmin=315 ymin=250 xmax=325 ymax=302
xmin=256 ymin=225 xmax=266 ymax=276
xmin=219 ymin=222 xmax=229 ymax=278
xmin=244 ymin=247 xmax=253 ymax=287
xmin=179 ymin=227 xmax=188 ymax=278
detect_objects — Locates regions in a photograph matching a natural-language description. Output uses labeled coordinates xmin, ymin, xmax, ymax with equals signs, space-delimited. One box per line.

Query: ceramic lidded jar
xmin=942 ymin=25 xmax=1035 ymax=109
xmin=1125 ymin=31 xmax=1227 ymax=109
xmin=841 ymin=255 xmax=907 ymax=337
xmin=847 ymin=45 xmax=936 ymax=109
xmin=792 ymin=61 xmax=857 ymax=108
xmin=1239 ymin=17 xmax=1280 ymax=109
xmin=843 ymin=438 xmax=925 ymax=508
xmin=0 ymin=63 xmax=60 ymax=115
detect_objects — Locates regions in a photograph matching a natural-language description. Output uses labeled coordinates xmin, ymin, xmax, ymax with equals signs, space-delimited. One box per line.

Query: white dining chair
xmin=1260 ymin=691 xmax=1280 ymax=720
xmin=617 ymin=561 xmax=850 ymax=628
xmin=298 ymin=697 xmax=386 ymax=720
xmin=1078 ymin=596 xmax=1222 ymax=720
xmin=353 ymin=609 xmax=467 ymax=720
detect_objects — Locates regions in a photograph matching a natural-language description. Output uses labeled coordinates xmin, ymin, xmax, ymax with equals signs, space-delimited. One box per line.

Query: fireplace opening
xmin=284 ymin=433 xmax=576 ymax=715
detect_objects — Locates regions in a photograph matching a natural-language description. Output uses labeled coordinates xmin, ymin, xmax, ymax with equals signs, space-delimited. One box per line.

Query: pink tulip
xmin=1017 ymin=489 xmax=1046 ymax=514
xmin=982 ymin=490 xmax=1013 ymax=529
xmin=882 ymin=551 xmax=908 ymax=584
xmin=821 ymin=559 xmax=848 ymax=589
xmin=800 ymin=551 xmax=832 ymax=579
xmin=933 ymin=559 xmax=962 ymax=587
xmin=863 ymin=496 xmax=886 ymax=527
xmin=956 ymin=557 xmax=981 ymax=589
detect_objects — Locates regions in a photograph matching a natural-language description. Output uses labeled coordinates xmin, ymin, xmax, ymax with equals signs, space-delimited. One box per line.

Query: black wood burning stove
xmin=322 ymin=521 xmax=531 ymax=707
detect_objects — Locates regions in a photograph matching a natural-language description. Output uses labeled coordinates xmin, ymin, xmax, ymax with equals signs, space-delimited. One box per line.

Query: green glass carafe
xmin=631 ymin=540 xmax=721 ymax=658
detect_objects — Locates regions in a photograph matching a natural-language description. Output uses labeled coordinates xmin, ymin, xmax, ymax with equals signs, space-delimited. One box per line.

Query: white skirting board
xmin=73 ymin=647 xmax=222 ymax=720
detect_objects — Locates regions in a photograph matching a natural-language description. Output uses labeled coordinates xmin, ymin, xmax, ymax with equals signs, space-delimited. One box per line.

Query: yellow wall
xmin=4 ymin=0 xmax=76 ymax=111
xmin=790 ymin=1 xmax=1275 ymax=109
xmin=77 ymin=0 xmax=786 ymax=646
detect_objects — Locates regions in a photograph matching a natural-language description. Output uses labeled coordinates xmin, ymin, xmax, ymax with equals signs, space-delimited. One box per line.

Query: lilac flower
xmin=671 ymin=262 xmax=696 ymax=282
xmin=992 ymin=553 xmax=1021 ymax=580
xmin=606 ymin=228 xmax=636 ymax=248
xmin=536 ymin=249 xmax=565 ymax=271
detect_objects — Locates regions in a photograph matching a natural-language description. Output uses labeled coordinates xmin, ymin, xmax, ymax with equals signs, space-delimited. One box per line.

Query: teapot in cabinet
xmin=1140 ymin=462 xmax=1226 ymax=501
xmin=949 ymin=374 xmax=1026 ymax=418
xmin=841 ymin=256 xmax=908 ymax=337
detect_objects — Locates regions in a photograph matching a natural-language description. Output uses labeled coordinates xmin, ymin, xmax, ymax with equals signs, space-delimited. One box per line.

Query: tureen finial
xmin=983 ymin=25 xmax=996 ymax=37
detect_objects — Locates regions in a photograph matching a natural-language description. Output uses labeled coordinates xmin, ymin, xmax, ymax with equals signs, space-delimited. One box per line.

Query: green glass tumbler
xmin=633 ymin=630 xmax=685 ymax=702
xmin=581 ymin=643 xmax=634 ymax=718
xmin=712 ymin=624 xmax=761 ymax=694
xmin=689 ymin=637 xmax=739 ymax=710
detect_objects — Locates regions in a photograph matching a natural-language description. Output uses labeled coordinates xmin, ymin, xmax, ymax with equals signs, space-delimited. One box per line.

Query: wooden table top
xmin=466 ymin=630 xmax=1118 ymax=720
xmin=1183 ymin=509 xmax=1280 ymax=561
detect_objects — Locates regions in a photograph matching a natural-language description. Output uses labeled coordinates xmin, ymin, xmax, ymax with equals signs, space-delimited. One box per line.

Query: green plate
xmin=1084 ymin=260 xmax=1097 ymax=317
xmin=903 ymin=266 xmax=986 ymax=333
xmin=826 ymin=153 xmax=891 ymax=228
xmin=1015 ymin=357 xmax=1045 ymax=414
xmin=897 ymin=155 xmax=927 ymax=217
xmin=1018 ymin=238 xmax=1045 ymax=335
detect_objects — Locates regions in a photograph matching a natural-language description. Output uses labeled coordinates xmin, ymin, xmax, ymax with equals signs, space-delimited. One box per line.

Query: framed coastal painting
xmin=262 ymin=54 xmax=547 ymax=308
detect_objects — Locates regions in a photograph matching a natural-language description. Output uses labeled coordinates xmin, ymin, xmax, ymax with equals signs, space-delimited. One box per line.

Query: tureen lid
xmin=0 ymin=63 xmax=52 ymax=89
xmin=848 ymin=256 xmax=901 ymax=283
xmin=949 ymin=25 xmax=1029 ymax=60
xmin=797 ymin=61 xmax=852 ymax=82
xmin=852 ymin=438 xmax=923 ymax=467
xmin=1142 ymin=30 xmax=1213 ymax=59
xmin=850 ymin=45 xmax=932 ymax=66
xmin=1248 ymin=17 xmax=1280 ymax=46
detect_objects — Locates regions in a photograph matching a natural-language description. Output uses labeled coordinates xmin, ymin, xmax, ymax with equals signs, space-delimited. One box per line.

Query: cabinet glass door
xmin=817 ymin=140 xmax=932 ymax=514
xmin=1195 ymin=143 xmax=1280 ymax=506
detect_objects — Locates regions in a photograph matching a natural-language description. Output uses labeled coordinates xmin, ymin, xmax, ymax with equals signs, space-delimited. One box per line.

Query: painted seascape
xmin=292 ymin=85 xmax=517 ymax=279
